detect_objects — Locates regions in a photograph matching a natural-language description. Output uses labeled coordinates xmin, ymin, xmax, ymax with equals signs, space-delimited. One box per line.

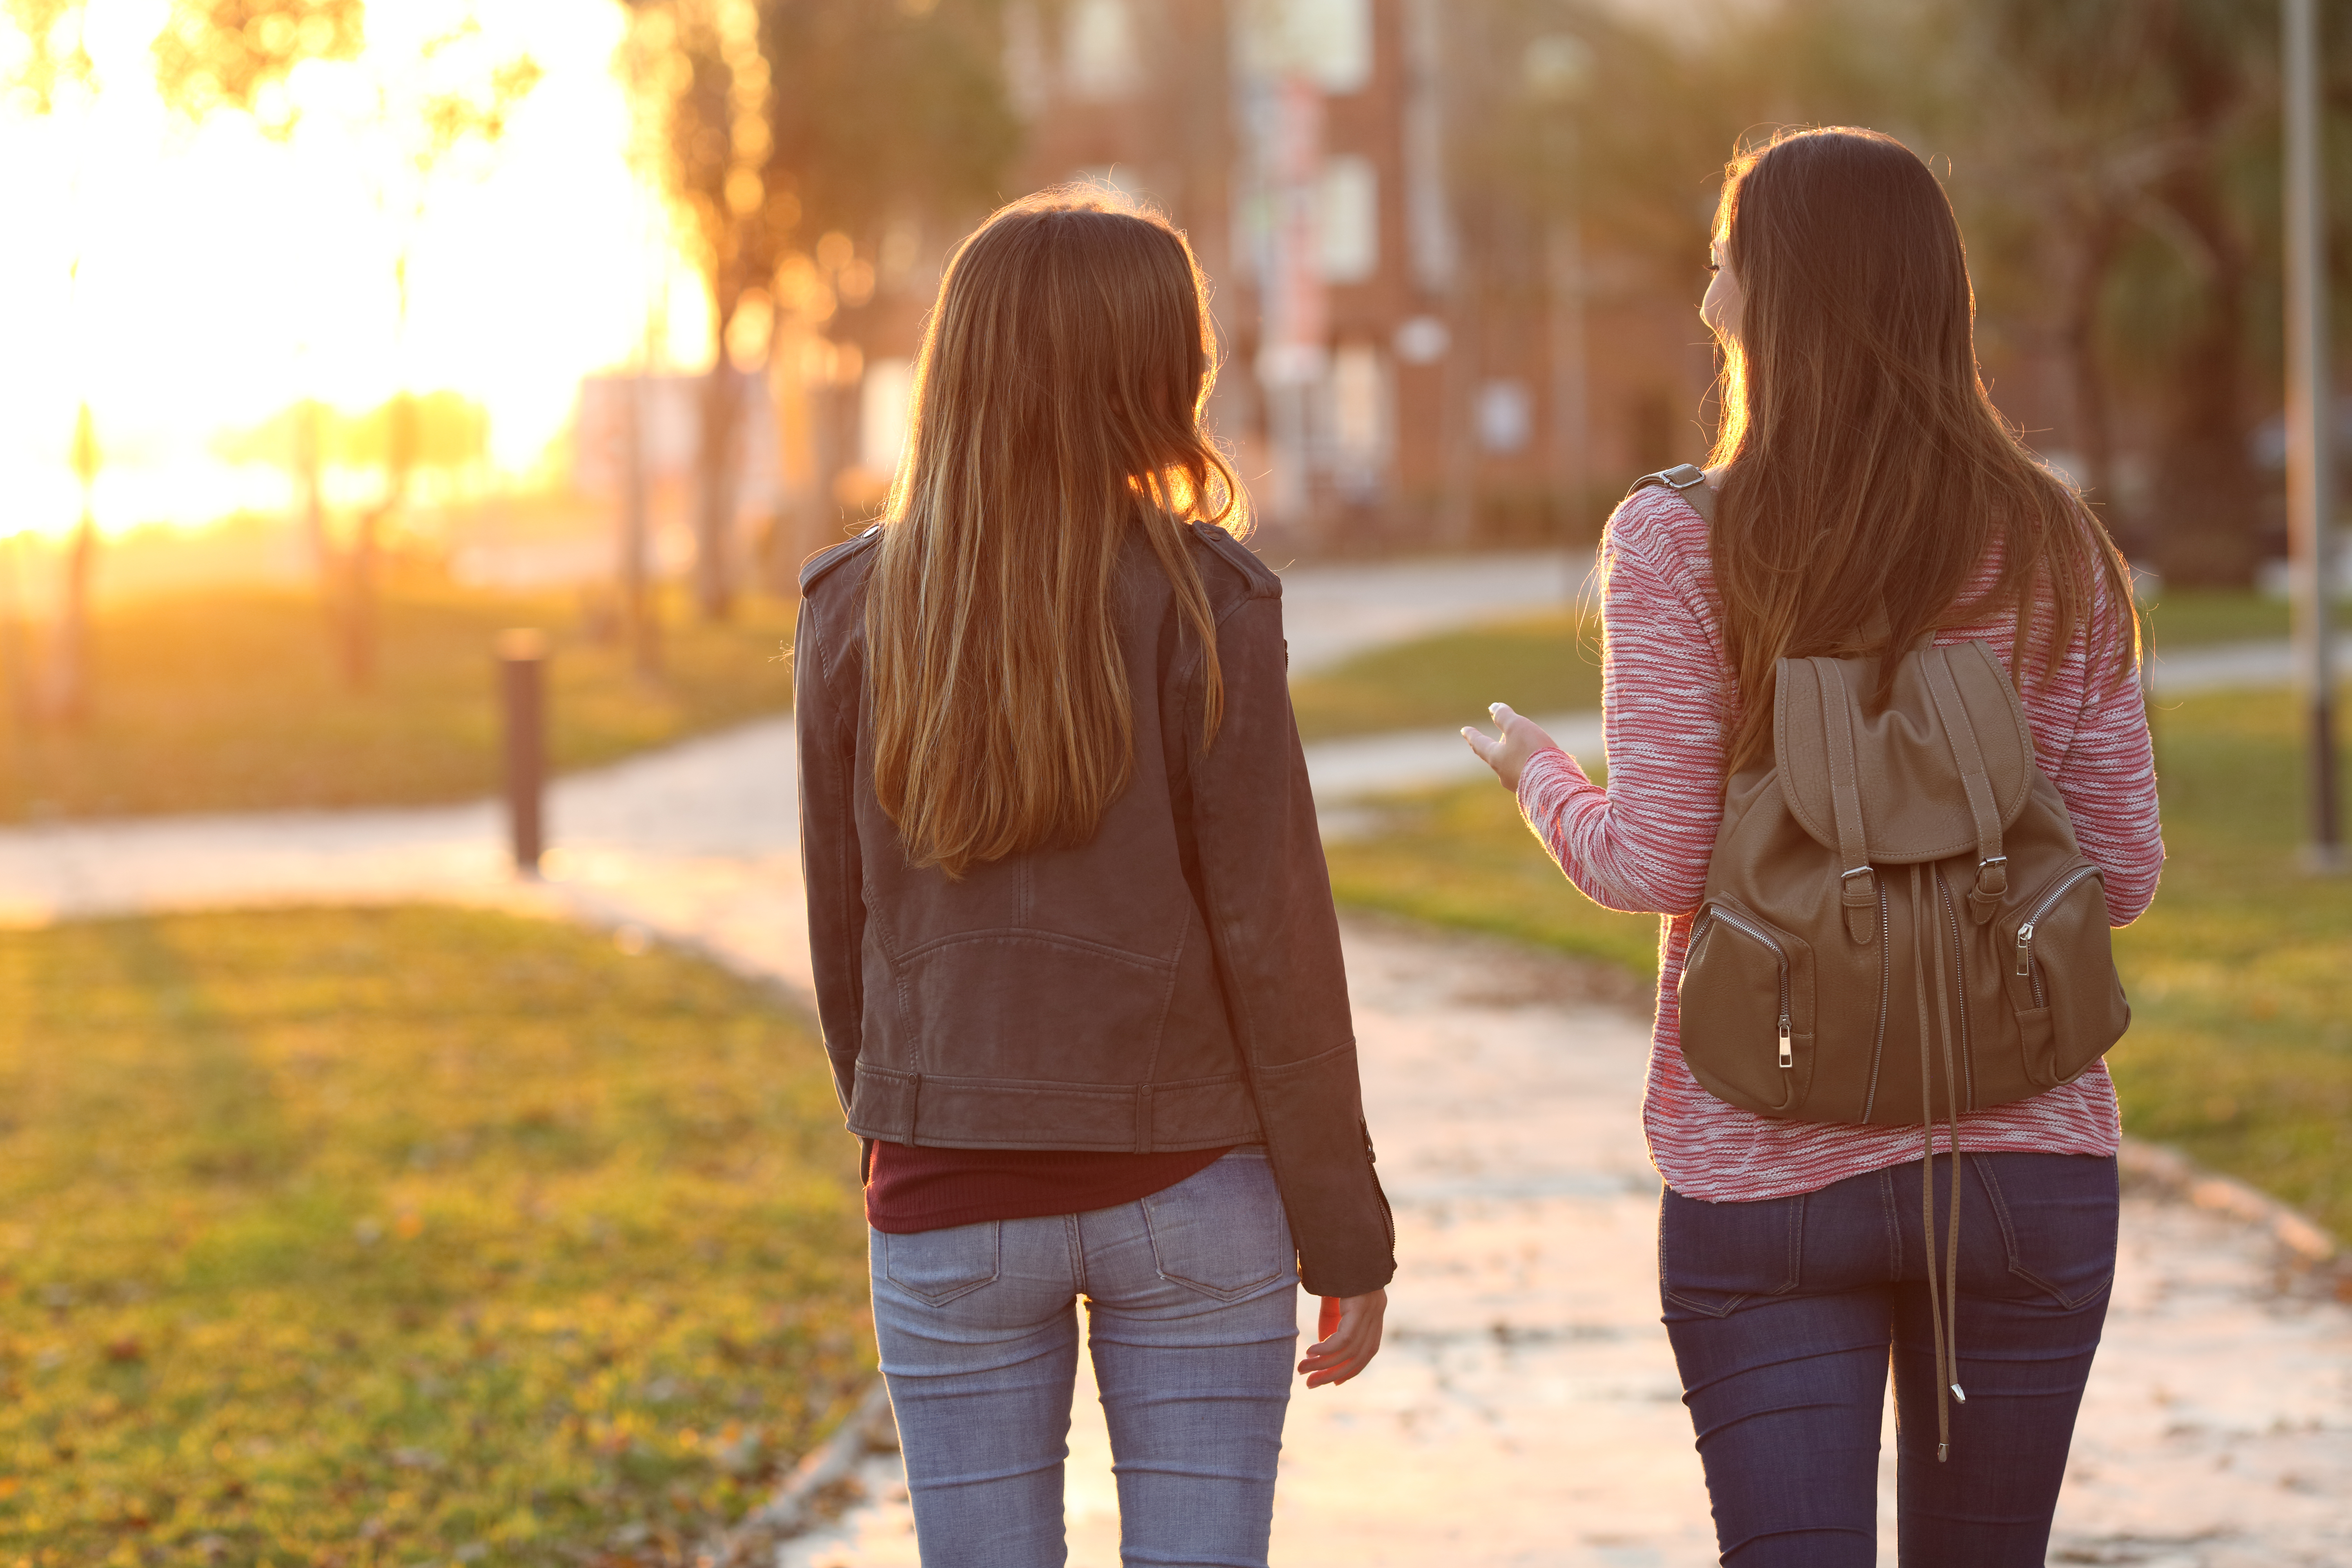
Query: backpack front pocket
xmin=1680 ymin=902 xmax=1814 ymax=1115
xmin=2003 ymin=861 xmax=2127 ymax=1087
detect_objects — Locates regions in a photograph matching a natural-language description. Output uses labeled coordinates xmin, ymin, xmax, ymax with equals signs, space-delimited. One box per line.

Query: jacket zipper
xmin=2013 ymin=866 xmax=2101 ymax=1004
xmin=1702 ymin=906 xmax=1793 ymax=1071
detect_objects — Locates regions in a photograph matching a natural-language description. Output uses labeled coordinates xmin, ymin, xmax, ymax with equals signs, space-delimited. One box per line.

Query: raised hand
xmin=1461 ymin=702 xmax=1560 ymax=790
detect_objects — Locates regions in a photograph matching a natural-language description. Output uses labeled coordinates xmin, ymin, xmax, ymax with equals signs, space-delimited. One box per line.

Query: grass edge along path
xmin=0 ymin=584 xmax=797 ymax=824
xmin=0 ymin=905 xmax=868 ymax=1567
xmin=1325 ymin=686 xmax=2352 ymax=1245
xmin=1290 ymin=587 xmax=2308 ymax=743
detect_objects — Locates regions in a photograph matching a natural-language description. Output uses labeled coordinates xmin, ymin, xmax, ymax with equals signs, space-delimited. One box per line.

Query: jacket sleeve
xmin=1185 ymin=586 xmax=1396 ymax=1298
xmin=794 ymin=598 xmax=867 ymax=1121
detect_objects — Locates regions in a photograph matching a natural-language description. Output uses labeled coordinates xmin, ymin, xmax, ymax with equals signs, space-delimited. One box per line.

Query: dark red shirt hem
xmin=864 ymin=1141 xmax=1237 ymax=1234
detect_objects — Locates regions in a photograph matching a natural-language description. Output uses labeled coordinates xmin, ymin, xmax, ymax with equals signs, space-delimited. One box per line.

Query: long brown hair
xmin=864 ymin=188 xmax=1246 ymax=879
xmin=1705 ymin=127 xmax=2138 ymax=772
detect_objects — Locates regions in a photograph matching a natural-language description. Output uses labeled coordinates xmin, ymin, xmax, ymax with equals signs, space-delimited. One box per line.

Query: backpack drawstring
xmin=1909 ymin=864 xmax=1968 ymax=1462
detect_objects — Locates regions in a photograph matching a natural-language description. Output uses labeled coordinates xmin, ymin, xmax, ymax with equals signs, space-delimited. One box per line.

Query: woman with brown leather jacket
xmin=793 ymin=188 xmax=1394 ymax=1567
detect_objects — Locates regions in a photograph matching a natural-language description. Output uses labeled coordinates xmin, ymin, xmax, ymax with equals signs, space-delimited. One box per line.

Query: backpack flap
xmin=1773 ymin=643 xmax=2035 ymax=920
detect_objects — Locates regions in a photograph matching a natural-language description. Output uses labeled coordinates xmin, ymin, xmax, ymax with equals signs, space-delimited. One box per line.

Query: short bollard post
xmin=497 ymin=628 xmax=548 ymax=876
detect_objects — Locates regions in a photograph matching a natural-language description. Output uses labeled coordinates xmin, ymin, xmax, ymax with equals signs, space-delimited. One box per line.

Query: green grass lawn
xmin=1325 ymin=689 xmax=2352 ymax=1241
xmin=1289 ymin=612 xmax=1602 ymax=741
xmin=0 ymin=584 xmax=796 ymax=822
xmin=0 ymin=907 xmax=868 ymax=1566
xmin=1289 ymin=589 xmax=2310 ymax=742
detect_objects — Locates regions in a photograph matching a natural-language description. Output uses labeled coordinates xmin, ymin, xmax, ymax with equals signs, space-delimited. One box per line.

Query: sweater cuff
xmin=1516 ymin=745 xmax=1595 ymax=813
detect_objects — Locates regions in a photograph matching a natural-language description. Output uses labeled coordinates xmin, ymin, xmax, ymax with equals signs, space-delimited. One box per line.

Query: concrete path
xmin=1272 ymin=549 xmax=1589 ymax=675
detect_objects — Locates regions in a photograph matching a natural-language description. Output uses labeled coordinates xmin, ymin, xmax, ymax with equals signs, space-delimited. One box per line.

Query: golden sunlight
xmin=0 ymin=0 xmax=709 ymax=539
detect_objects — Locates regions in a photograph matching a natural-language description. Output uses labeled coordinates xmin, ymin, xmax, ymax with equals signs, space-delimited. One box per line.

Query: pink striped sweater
xmin=1517 ymin=484 xmax=2165 ymax=1203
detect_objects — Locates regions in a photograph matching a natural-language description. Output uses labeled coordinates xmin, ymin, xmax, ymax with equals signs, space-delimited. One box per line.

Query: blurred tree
xmin=0 ymin=0 xmax=90 ymax=115
xmin=151 ymin=0 xmax=363 ymax=137
xmin=0 ymin=0 xmax=361 ymax=725
xmin=154 ymin=2 xmax=535 ymax=689
xmin=619 ymin=0 xmax=1015 ymax=618
xmin=342 ymin=24 xmax=537 ymax=688
xmin=1483 ymin=0 xmax=2348 ymax=587
xmin=1954 ymin=0 xmax=2278 ymax=584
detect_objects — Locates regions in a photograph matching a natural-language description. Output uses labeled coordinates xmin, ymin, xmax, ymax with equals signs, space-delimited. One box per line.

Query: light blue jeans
xmin=869 ymin=1146 xmax=1300 ymax=1568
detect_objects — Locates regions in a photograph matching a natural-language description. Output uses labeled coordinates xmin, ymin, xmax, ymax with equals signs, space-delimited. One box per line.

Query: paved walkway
xmin=0 ymin=561 xmax=2339 ymax=1565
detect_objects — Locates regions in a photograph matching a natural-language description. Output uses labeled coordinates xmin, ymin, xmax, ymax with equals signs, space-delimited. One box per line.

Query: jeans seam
xmin=1878 ymin=1168 xmax=1903 ymax=1281
xmin=1066 ymin=1213 xmax=1087 ymax=1298
xmin=1786 ymin=1192 xmax=1807 ymax=1293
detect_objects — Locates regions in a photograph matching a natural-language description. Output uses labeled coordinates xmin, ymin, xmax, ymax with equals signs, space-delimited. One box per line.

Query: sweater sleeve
xmin=1515 ymin=496 xmax=1730 ymax=918
xmin=2050 ymin=576 xmax=2165 ymax=927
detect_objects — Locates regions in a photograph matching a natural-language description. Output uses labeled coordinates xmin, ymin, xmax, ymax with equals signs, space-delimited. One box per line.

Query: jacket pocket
xmin=1679 ymin=901 xmax=1813 ymax=1115
xmin=1141 ymin=1148 xmax=1295 ymax=1302
xmin=882 ymin=1222 xmax=1002 ymax=1307
xmin=2002 ymin=862 xmax=2125 ymax=1088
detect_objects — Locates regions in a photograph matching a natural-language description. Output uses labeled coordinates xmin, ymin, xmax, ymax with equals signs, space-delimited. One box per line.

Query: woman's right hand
xmin=1300 ymin=1290 xmax=1386 ymax=1388
xmin=1462 ymin=702 xmax=1559 ymax=791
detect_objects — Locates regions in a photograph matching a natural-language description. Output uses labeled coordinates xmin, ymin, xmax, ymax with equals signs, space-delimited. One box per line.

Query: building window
xmin=1065 ymin=0 xmax=1140 ymax=101
xmin=1329 ymin=341 xmax=1390 ymax=500
xmin=1478 ymin=380 xmax=1533 ymax=454
xmin=1319 ymin=155 xmax=1378 ymax=283
xmin=1290 ymin=0 xmax=1372 ymax=94
xmin=860 ymin=358 xmax=915 ymax=479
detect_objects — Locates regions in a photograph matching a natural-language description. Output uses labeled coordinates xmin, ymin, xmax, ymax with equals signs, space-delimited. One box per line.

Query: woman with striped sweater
xmin=1467 ymin=128 xmax=2163 ymax=1566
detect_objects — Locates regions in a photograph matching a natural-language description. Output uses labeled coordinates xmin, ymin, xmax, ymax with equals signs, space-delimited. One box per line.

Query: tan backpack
xmin=1634 ymin=466 xmax=2131 ymax=1125
xmin=1636 ymin=463 xmax=2132 ymax=1459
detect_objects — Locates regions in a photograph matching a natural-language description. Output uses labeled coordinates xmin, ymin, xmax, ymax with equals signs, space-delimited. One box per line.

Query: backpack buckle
xmin=1839 ymin=866 xmax=1878 ymax=944
xmin=1969 ymin=856 xmax=2009 ymax=924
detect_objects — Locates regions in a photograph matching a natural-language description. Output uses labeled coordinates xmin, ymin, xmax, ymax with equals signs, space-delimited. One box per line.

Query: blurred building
xmin=813 ymin=0 xmax=1717 ymax=556
xmin=601 ymin=0 xmax=1725 ymax=574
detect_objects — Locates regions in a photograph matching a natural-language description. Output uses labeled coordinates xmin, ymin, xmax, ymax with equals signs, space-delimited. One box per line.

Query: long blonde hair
xmin=864 ymin=189 xmax=1247 ymax=879
xmin=1705 ymin=128 xmax=2139 ymax=772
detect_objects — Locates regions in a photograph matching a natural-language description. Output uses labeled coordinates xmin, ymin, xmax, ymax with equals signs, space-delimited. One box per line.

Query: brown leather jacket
xmin=793 ymin=520 xmax=1394 ymax=1297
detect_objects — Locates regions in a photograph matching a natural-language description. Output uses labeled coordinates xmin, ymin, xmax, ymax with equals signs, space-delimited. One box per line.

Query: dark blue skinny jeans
xmin=1659 ymin=1152 xmax=2118 ymax=1567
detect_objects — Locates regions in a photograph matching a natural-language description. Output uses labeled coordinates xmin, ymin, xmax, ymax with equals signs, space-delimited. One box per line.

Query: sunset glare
xmin=0 ymin=0 xmax=710 ymax=538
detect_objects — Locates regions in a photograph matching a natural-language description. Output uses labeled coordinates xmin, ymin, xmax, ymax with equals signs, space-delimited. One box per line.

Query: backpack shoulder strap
xmin=1626 ymin=463 xmax=1717 ymax=524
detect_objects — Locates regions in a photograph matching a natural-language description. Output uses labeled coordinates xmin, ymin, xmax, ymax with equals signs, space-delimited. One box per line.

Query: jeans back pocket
xmin=1141 ymin=1149 xmax=1294 ymax=1302
xmin=1659 ymin=1187 xmax=1807 ymax=1319
xmin=882 ymin=1221 xmax=1002 ymax=1307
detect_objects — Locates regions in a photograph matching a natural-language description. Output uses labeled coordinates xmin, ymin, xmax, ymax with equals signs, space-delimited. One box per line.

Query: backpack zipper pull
xmin=1777 ymin=1015 xmax=1792 ymax=1069
xmin=2013 ymin=921 xmax=2036 ymax=978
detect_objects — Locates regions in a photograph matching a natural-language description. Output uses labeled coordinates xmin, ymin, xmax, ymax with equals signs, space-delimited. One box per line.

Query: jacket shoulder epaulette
xmin=799 ymin=526 xmax=883 ymax=596
xmin=1187 ymin=521 xmax=1281 ymax=600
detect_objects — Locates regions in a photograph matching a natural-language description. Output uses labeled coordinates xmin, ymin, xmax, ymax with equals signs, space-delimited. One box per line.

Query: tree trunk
xmin=2148 ymin=171 xmax=2260 ymax=587
xmin=341 ymin=394 xmax=414 ymax=693
xmin=0 ymin=531 xmax=30 ymax=733
xmin=2061 ymin=212 xmax=2125 ymax=537
xmin=693 ymin=351 xmax=744 ymax=622
xmin=621 ymin=368 xmax=662 ymax=678
xmin=40 ymin=511 xmax=95 ymax=725
xmin=339 ymin=508 xmax=379 ymax=692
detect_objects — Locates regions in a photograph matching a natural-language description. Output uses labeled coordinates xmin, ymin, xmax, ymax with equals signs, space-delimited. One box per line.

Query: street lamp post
xmin=2283 ymin=0 xmax=2343 ymax=870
